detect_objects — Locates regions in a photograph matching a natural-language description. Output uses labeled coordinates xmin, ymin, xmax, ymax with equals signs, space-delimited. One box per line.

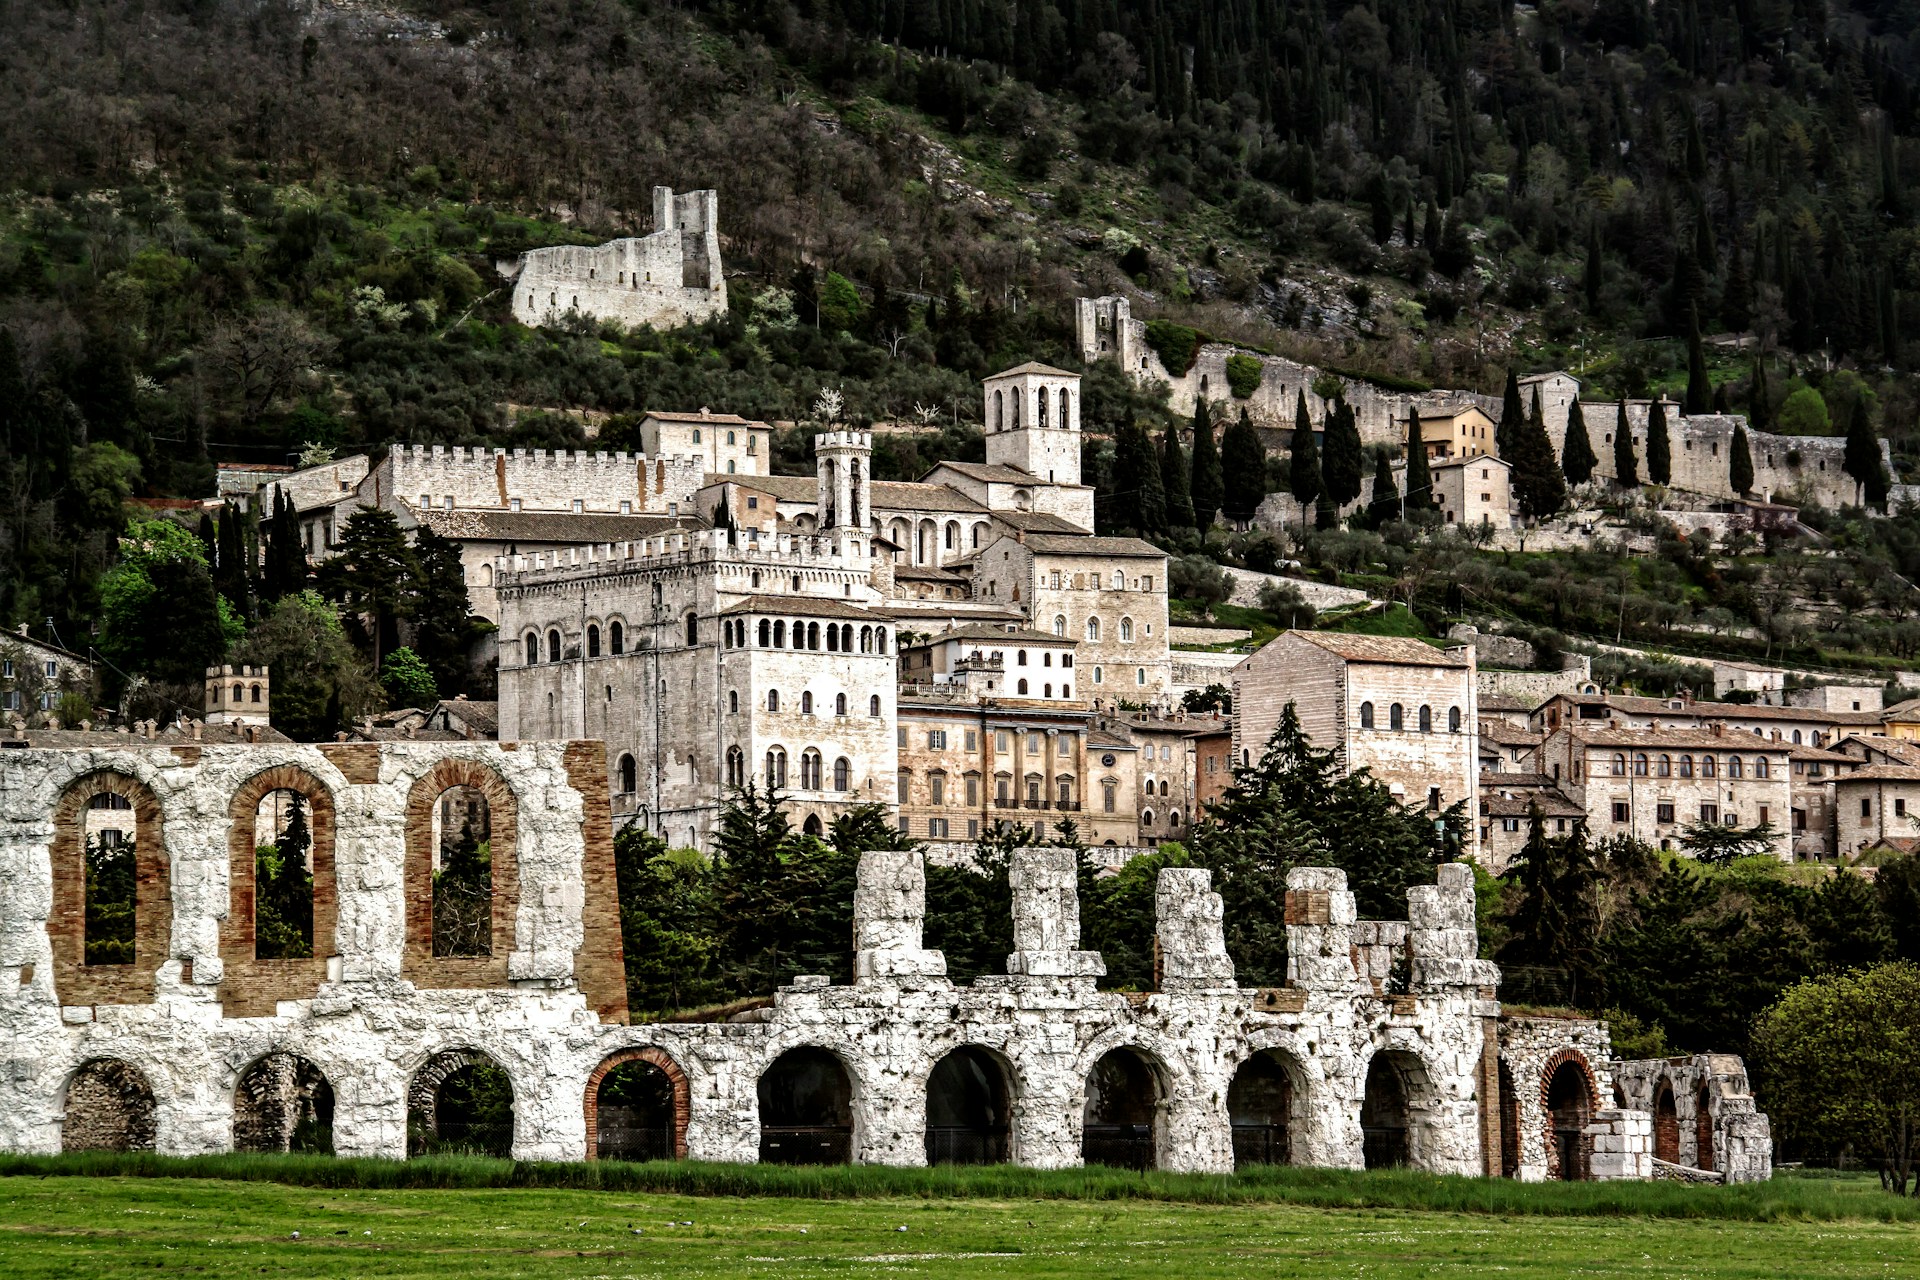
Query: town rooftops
xmin=1828 ymin=764 xmax=1920 ymax=784
xmin=719 ymin=594 xmax=890 ymax=622
xmin=1561 ymin=724 xmax=1795 ymax=752
xmin=992 ymin=510 xmax=1087 ymax=534
xmin=923 ymin=461 xmax=1042 ymax=484
xmin=644 ymin=408 xmax=766 ymax=426
xmin=1286 ymin=631 xmax=1464 ymax=667
xmin=418 ymin=508 xmax=699 ymax=543
xmin=989 ymin=361 xmax=1078 ymax=379
xmin=707 ymin=473 xmax=814 ymax=500
xmin=1014 ymin=533 xmax=1164 ymax=558
xmin=868 ymin=481 xmax=990 ymax=512
xmin=1431 ymin=454 xmax=1511 ymax=472
xmin=913 ymin=623 xmax=1073 ymax=646
xmin=1478 ymin=691 xmax=1538 ymax=713
xmin=1481 ymin=721 xmax=1545 ymax=747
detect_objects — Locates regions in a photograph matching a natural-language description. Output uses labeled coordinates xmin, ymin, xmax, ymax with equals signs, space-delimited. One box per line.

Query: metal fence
xmin=759 ymin=1125 xmax=852 ymax=1165
xmin=1230 ymin=1123 xmax=1289 ymax=1168
xmin=595 ymin=1108 xmax=677 ymax=1162
xmin=925 ymin=1125 xmax=1009 ymax=1165
xmin=1081 ymin=1124 xmax=1154 ymax=1170
xmin=1362 ymin=1123 xmax=1410 ymax=1169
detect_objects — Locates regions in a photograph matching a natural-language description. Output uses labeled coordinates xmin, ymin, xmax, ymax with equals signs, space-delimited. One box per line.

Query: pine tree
xmin=315 ymin=507 xmax=418 ymax=669
xmin=1750 ymin=358 xmax=1771 ymax=430
xmin=1496 ymin=367 xmax=1525 ymax=458
xmin=1613 ymin=400 xmax=1640 ymax=488
xmin=1403 ymin=407 xmax=1432 ymax=513
xmin=1189 ymin=399 xmax=1223 ymax=527
xmin=1646 ymin=397 xmax=1672 ymax=485
xmin=1511 ymin=388 xmax=1568 ymax=520
xmin=1160 ymin=423 xmax=1195 ymax=528
xmin=1561 ymin=396 xmax=1597 ymax=486
xmin=1422 ymin=201 xmax=1442 ymax=251
xmin=409 ymin=525 xmax=474 ymax=697
xmin=1134 ymin=423 xmax=1168 ymax=534
xmin=1496 ymin=809 xmax=1601 ymax=1008
xmin=1220 ymin=409 xmax=1268 ymax=525
xmin=1843 ymin=398 xmax=1889 ymax=509
xmin=1286 ymin=391 xmax=1323 ymax=529
xmin=1367 ymin=451 xmax=1400 ymax=526
xmin=1321 ymin=397 xmax=1365 ymax=508
xmin=1685 ymin=307 xmax=1712 ymax=414
xmin=1730 ymin=422 xmax=1755 ymax=496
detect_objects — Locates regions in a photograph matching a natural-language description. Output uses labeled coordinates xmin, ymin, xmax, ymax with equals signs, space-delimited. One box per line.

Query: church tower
xmin=815 ymin=429 xmax=872 ymax=533
xmin=983 ymin=364 xmax=1082 ymax=486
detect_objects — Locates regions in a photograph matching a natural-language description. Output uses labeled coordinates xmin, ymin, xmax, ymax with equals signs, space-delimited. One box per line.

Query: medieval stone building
xmin=503 ymin=187 xmax=727 ymax=331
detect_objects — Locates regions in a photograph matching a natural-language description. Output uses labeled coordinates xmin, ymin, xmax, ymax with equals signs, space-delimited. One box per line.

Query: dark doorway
xmin=1227 ymin=1050 xmax=1296 ymax=1168
xmin=408 ymin=1052 xmax=515 ymax=1157
xmin=925 ymin=1047 xmax=1011 ymax=1165
xmin=1082 ymin=1048 xmax=1159 ymax=1170
xmin=1695 ymin=1088 xmax=1715 ymax=1172
xmin=1498 ymin=1060 xmax=1522 ymax=1178
xmin=63 ymin=1059 xmax=157 ymax=1152
xmin=595 ymin=1058 xmax=679 ymax=1162
xmin=1653 ymin=1083 xmax=1680 ymax=1164
xmin=1546 ymin=1060 xmax=1594 ymax=1181
xmin=758 ymin=1048 xmax=854 ymax=1164
xmin=234 ymin=1053 xmax=334 ymax=1154
xmin=1361 ymin=1054 xmax=1412 ymax=1169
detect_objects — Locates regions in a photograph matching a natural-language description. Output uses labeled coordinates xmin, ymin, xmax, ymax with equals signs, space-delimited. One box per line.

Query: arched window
xmin=232 ymin=682 xmax=245 ymax=701
xmin=524 ymin=632 xmax=538 ymax=664
xmin=759 ymin=619 xmax=771 ymax=646
xmin=1037 ymin=387 xmax=1048 ymax=427
xmin=859 ymin=625 xmax=872 ymax=653
xmin=1755 ymin=755 xmax=1770 ymax=778
xmin=618 ymin=754 xmax=637 ymax=794
xmin=773 ymin=620 xmax=786 ymax=647
xmin=1018 ymin=679 xmax=1030 ymax=695
xmin=1728 ymin=755 xmax=1744 ymax=778
xmin=685 ymin=613 xmax=698 ymax=646
xmin=1448 ymin=706 xmax=1461 ymax=733
xmin=1017 ymin=650 xmax=1028 ymax=665
xmin=1112 ymin=570 xmax=1124 ymax=589
xmin=1791 ymin=729 xmax=1803 ymax=745
xmin=767 ymin=690 xmax=780 ymax=712
xmin=765 ymin=747 xmax=787 ymax=789
xmin=726 ymin=746 xmax=745 ymax=787
xmin=801 ymin=691 xmax=814 ymax=715
xmin=800 ymin=749 xmax=823 ymax=790
xmin=809 ymin=622 xmax=822 ymax=650
xmin=1059 ymin=386 xmax=1070 ymax=425
xmin=547 ymin=629 xmax=562 ymax=663
xmin=1119 ymin=617 xmax=1134 ymax=642
xmin=1679 ymin=754 xmax=1694 ymax=777
xmin=1389 ymin=703 xmax=1404 ymax=730
xmin=587 ymin=625 xmax=601 ymax=658
xmin=1418 ymin=705 xmax=1432 ymax=732
xmin=833 ymin=757 xmax=851 ymax=791
xmin=835 ymin=692 xmax=847 ymax=716
xmin=994 ymin=388 xmax=1004 ymax=430
xmin=877 ymin=631 xmax=887 ymax=655
xmin=1053 ymin=615 xmax=1067 ymax=637
xmin=1086 ymin=617 xmax=1101 ymax=642
xmin=250 ymin=684 xmax=262 ymax=703
xmin=945 ymin=522 xmax=958 ymax=550
xmin=1633 ymin=753 xmax=1649 ymax=776
xmin=1360 ymin=701 xmax=1375 ymax=729
xmin=1658 ymin=754 xmax=1672 ymax=777
xmin=1611 ymin=753 xmax=1627 ymax=776
xmin=729 ymin=690 xmax=739 ymax=713
xmin=827 ymin=626 xmax=839 ymax=653
xmin=1703 ymin=755 xmax=1718 ymax=778
xmin=869 ymin=694 xmax=882 ymax=716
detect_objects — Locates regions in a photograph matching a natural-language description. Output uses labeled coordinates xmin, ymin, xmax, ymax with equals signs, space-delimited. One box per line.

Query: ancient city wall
xmin=507 ymin=188 xmax=726 ymax=331
xmin=378 ymin=445 xmax=708 ymax=516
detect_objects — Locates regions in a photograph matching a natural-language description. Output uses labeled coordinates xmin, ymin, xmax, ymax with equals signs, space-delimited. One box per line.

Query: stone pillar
xmin=1283 ymin=867 xmax=1358 ymax=992
xmin=1719 ymin=1111 xmax=1774 ymax=1183
xmin=1006 ymin=849 xmax=1103 ymax=977
xmin=854 ymin=849 xmax=946 ymax=982
xmin=1586 ymin=1108 xmax=1653 ymax=1180
xmin=1407 ymin=863 xmax=1500 ymax=993
xmin=1154 ymin=868 xmax=1235 ymax=990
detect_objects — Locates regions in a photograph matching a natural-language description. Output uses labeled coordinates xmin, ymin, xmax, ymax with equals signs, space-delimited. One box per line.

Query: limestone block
xmin=1154 ymin=868 xmax=1235 ymax=988
xmin=1006 ymin=848 xmax=1104 ymax=978
xmin=853 ymin=850 xmax=946 ymax=982
xmin=1285 ymin=867 xmax=1359 ymax=992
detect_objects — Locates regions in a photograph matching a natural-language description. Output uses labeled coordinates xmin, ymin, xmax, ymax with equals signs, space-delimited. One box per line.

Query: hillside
xmin=5 ymin=0 xmax=1920 ymax=639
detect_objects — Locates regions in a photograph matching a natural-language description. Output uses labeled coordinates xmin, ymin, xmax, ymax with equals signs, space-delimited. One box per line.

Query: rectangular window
xmin=1612 ymin=802 xmax=1629 ymax=823
xmin=928 ymin=818 xmax=950 ymax=838
xmin=897 ymin=726 xmax=907 ymax=748
xmin=897 ymin=816 xmax=911 ymax=835
xmin=1502 ymin=818 xmax=1519 ymax=832
xmin=1899 ymin=799 xmax=1909 ymax=818
xmin=1862 ymin=798 xmax=1873 ymax=818
xmin=1759 ymin=805 xmax=1771 ymax=825
xmin=996 ymin=731 xmax=1010 ymax=754
xmin=1027 ymin=732 xmax=1042 ymax=753
xmin=1104 ymin=783 xmax=1117 ymax=814
xmin=927 ymin=729 xmax=947 ymax=750
xmin=1656 ymin=803 xmax=1675 ymax=824
xmin=929 ymin=775 xmax=945 ymax=805
xmin=967 ymin=819 xmax=979 ymax=839
xmin=1701 ymin=803 xmax=1720 ymax=823
xmin=965 ymin=729 xmax=978 ymax=752
xmin=965 ymin=776 xmax=979 ymax=805
xmin=620 ymin=500 xmax=632 ymax=514
xmin=510 ymin=498 xmax=522 ymax=511
xmin=572 ymin=499 xmax=584 ymax=513
xmin=1142 ymin=576 xmax=1154 ymax=591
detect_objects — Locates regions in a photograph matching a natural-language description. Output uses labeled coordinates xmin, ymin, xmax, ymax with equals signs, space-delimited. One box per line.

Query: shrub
xmin=1225 ymin=353 xmax=1263 ymax=398
xmin=1144 ymin=319 xmax=1204 ymax=375
xmin=1776 ymin=387 xmax=1832 ymax=436
xmin=1257 ymin=581 xmax=1317 ymax=628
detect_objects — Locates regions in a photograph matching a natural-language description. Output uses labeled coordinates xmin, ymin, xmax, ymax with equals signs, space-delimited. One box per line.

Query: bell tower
xmin=814 ymin=429 xmax=872 ymax=532
xmin=983 ymin=363 xmax=1082 ymax=486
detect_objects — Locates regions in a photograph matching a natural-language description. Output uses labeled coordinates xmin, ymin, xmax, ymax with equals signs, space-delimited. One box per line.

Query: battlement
xmin=380 ymin=444 xmax=707 ymax=516
xmin=493 ymin=527 xmax=872 ymax=590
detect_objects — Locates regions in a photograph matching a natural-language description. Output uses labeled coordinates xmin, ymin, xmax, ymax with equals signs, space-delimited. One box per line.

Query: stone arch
xmin=924 ymin=1045 xmax=1014 ymax=1165
xmin=62 ymin=1057 xmax=158 ymax=1152
xmin=1498 ymin=1059 xmax=1522 ymax=1177
xmin=51 ymin=770 xmax=170 ymax=1006
xmin=233 ymin=1052 xmax=335 ymax=1154
xmin=757 ymin=1045 xmax=858 ymax=1164
xmin=1080 ymin=1043 xmax=1169 ymax=1170
xmin=1694 ymin=1084 xmax=1715 ymax=1172
xmin=1653 ymin=1078 xmax=1680 ymax=1164
xmin=407 ymin=1047 xmax=517 ymax=1157
xmin=1359 ymin=1044 xmax=1446 ymax=1170
xmin=403 ymin=759 xmax=520 ymax=989
xmin=585 ymin=1046 xmax=690 ymax=1161
xmin=1537 ymin=1048 xmax=1601 ymax=1181
xmin=221 ymin=765 xmax=339 ymax=1017
xmin=1227 ymin=1046 xmax=1310 ymax=1168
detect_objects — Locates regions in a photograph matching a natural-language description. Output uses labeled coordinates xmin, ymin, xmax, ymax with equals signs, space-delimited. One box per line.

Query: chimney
xmin=191 ymin=720 xmax=203 ymax=742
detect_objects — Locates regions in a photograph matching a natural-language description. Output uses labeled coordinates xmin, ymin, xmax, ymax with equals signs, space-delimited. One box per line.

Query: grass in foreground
xmin=1 ymin=1172 xmax=1915 ymax=1279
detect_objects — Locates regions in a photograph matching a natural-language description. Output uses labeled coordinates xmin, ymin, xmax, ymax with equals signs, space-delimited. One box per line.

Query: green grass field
xmin=2 ymin=1160 xmax=1914 ymax=1278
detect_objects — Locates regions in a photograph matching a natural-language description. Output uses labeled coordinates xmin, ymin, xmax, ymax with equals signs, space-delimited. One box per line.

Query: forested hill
xmin=6 ymin=0 xmax=1920 ymax=632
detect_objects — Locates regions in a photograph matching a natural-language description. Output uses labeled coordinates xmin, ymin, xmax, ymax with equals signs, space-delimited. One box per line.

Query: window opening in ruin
xmin=758 ymin=1047 xmax=854 ymax=1164
xmin=594 ymin=1057 xmax=680 ymax=1161
xmin=83 ymin=792 xmax=136 ymax=965
xmin=1547 ymin=1059 xmax=1594 ymax=1180
xmin=62 ymin=1058 xmax=157 ymax=1153
xmin=1082 ymin=1048 xmax=1161 ymax=1170
xmin=1360 ymin=1053 xmax=1413 ymax=1169
xmin=253 ymin=790 xmax=315 ymax=959
xmin=408 ymin=1051 xmax=514 ymax=1157
xmin=1695 ymin=1088 xmax=1715 ymax=1171
xmin=432 ymin=786 xmax=493 ymax=958
xmin=1228 ymin=1050 xmax=1300 ymax=1168
xmin=925 ymin=1047 xmax=1011 ymax=1165
xmin=1498 ymin=1060 xmax=1522 ymax=1177
xmin=235 ymin=1053 xmax=334 ymax=1154
xmin=1653 ymin=1082 xmax=1680 ymax=1164
xmin=619 ymin=754 xmax=638 ymax=795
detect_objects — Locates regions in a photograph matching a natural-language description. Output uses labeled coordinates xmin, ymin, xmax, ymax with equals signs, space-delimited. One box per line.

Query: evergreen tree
xmin=1646 ymin=397 xmax=1672 ymax=485
xmin=1730 ymin=422 xmax=1755 ymax=496
xmin=1220 ymin=409 xmax=1268 ymax=525
xmin=1561 ymin=396 xmax=1597 ymax=485
xmin=1321 ymin=396 xmax=1365 ymax=508
xmin=1133 ymin=423 xmax=1168 ymax=534
xmin=1724 ymin=238 xmax=1753 ymax=332
xmin=1189 ymin=399 xmax=1223 ymax=527
xmin=316 ymin=507 xmax=417 ymax=669
xmin=1583 ymin=224 xmax=1603 ymax=313
xmin=1422 ymin=201 xmax=1442 ymax=251
xmin=1843 ymin=397 xmax=1889 ymax=509
xmin=1750 ymin=358 xmax=1772 ymax=430
xmin=1160 ymin=422 xmax=1195 ymax=528
xmin=1614 ymin=400 xmax=1640 ymax=487
xmin=1287 ymin=391 xmax=1322 ymax=528
xmin=1497 ymin=810 xmax=1601 ymax=1008
xmin=255 ymin=793 xmax=314 ymax=960
xmin=1403 ymin=407 xmax=1432 ymax=513
xmin=214 ymin=501 xmax=253 ymax=621
xmin=262 ymin=489 xmax=307 ymax=602
xmin=1685 ymin=306 xmax=1712 ymax=414
xmin=1367 ymin=451 xmax=1400 ymax=526
xmin=1511 ymin=388 xmax=1568 ymax=520
xmin=1496 ymin=367 xmax=1525 ymax=458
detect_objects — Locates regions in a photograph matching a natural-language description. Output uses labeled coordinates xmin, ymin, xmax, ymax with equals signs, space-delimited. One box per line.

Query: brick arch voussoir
xmin=402 ymin=758 xmax=521 ymax=986
xmin=51 ymin=770 xmax=169 ymax=1006
xmin=1537 ymin=1048 xmax=1601 ymax=1180
xmin=584 ymin=1046 xmax=691 ymax=1160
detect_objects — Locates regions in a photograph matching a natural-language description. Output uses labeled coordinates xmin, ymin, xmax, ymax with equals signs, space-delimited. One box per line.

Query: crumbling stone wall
xmin=506 ymin=188 xmax=727 ymax=331
xmin=1613 ymin=1054 xmax=1773 ymax=1184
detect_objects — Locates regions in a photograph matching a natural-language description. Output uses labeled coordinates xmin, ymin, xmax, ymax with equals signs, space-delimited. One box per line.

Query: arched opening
xmin=1361 ymin=1052 xmax=1414 ymax=1169
xmin=1082 ymin=1047 xmax=1161 ymax=1170
xmin=62 ymin=1058 xmax=157 ymax=1152
xmin=1228 ymin=1049 xmax=1301 ymax=1168
xmin=56 ymin=773 xmax=167 ymax=1005
xmin=589 ymin=1052 xmax=684 ymax=1162
xmin=757 ymin=1047 xmax=854 ymax=1164
xmin=234 ymin=1053 xmax=334 ymax=1154
xmin=925 ymin=1047 xmax=1011 ymax=1165
xmin=408 ymin=1050 xmax=515 ymax=1158
xmin=1547 ymin=1059 xmax=1595 ymax=1180
xmin=1653 ymin=1081 xmax=1680 ymax=1164
xmin=83 ymin=795 xmax=137 ymax=966
xmin=1695 ymin=1088 xmax=1715 ymax=1172
xmin=251 ymin=789 xmax=315 ymax=959
xmin=802 ymin=813 xmax=824 ymax=837
xmin=433 ymin=785 xmax=493 ymax=957
xmin=1498 ymin=1060 xmax=1522 ymax=1177
xmin=618 ymin=754 xmax=638 ymax=795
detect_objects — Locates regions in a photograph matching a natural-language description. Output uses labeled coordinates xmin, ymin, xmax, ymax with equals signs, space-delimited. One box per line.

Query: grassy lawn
xmin=1 ymin=1161 xmax=1914 ymax=1279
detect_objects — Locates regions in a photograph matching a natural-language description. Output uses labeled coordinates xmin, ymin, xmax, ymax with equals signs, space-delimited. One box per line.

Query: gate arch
xmin=407 ymin=1047 xmax=516 ymax=1157
xmin=585 ymin=1046 xmax=690 ymax=1161
xmin=403 ymin=759 xmax=520 ymax=989
xmin=1538 ymin=1049 xmax=1601 ymax=1181
xmin=62 ymin=1057 xmax=158 ymax=1152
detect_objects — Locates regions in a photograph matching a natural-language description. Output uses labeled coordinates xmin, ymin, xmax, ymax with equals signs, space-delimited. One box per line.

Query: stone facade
xmin=973 ymin=534 xmax=1173 ymax=702
xmin=0 ymin=627 xmax=93 ymax=724
xmin=1431 ymin=456 xmax=1514 ymax=530
xmin=505 ymin=188 xmax=726 ymax=331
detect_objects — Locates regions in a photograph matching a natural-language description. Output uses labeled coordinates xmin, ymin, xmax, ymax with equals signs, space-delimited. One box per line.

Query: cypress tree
xmin=1403 ymin=407 xmax=1432 ymax=513
xmin=1422 ymin=201 xmax=1442 ymax=251
xmin=1511 ymin=389 xmax=1567 ymax=520
xmin=1561 ymin=396 xmax=1597 ymax=486
xmin=1496 ymin=368 xmax=1525 ymax=458
xmin=1750 ymin=358 xmax=1771 ymax=430
xmin=1843 ymin=398 xmax=1889 ymax=509
xmin=1220 ymin=409 xmax=1268 ymax=525
xmin=1367 ymin=451 xmax=1400 ymax=526
xmin=1135 ymin=423 xmax=1168 ymax=533
xmin=1724 ymin=238 xmax=1752 ymax=332
xmin=1322 ymin=396 xmax=1365 ymax=508
xmin=1161 ymin=422 xmax=1195 ymax=528
xmin=1613 ymin=400 xmax=1640 ymax=488
xmin=1287 ymin=391 xmax=1323 ymax=529
xmin=1730 ymin=422 xmax=1755 ymax=496
xmin=1646 ymin=397 xmax=1672 ymax=485
xmin=1685 ymin=306 xmax=1712 ymax=414
xmin=1189 ymin=399 xmax=1223 ymax=527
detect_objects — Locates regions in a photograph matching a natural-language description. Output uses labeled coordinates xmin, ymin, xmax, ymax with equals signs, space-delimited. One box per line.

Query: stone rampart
xmin=507 ymin=188 xmax=726 ymax=331
xmin=381 ymin=444 xmax=707 ymax=516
